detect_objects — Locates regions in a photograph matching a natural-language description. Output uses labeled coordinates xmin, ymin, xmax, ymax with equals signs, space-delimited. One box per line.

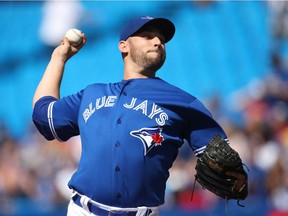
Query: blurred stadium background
xmin=0 ymin=1 xmax=288 ymax=216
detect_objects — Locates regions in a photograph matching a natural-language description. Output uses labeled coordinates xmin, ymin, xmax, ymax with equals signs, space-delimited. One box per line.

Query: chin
xmin=148 ymin=61 xmax=164 ymax=71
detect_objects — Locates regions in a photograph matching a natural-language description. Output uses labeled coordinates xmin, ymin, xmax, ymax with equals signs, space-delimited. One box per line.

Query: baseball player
xmin=32 ymin=16 xmax=247 ymax=216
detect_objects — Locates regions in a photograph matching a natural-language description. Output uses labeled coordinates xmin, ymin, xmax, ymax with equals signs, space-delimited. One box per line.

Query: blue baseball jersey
xmin=32 ymin=77 xmax=227 ymax=207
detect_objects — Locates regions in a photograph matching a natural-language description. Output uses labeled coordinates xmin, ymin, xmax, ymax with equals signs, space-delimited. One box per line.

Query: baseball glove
xmin=195 ymin=134 xmax=248 ymax=202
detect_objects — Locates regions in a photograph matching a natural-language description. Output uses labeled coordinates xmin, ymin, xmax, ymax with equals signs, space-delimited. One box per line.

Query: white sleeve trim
xmin=193 ymin=137 xmax=230 ymax=157
xmin=194 ymin=146 xmax=206 ymax=157
xmin=48 ymin=101 xmax=63 ymax=142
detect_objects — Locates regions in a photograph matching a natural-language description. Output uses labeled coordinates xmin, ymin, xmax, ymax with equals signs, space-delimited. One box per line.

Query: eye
xmin=158 ymin=36 xmax=165 ymax=44
xmin=146 ymin=32 xmax=165 ymax=43
xmin=141 ymin=32 xmax=153 ymax=39
xmin=141 ymin=131 xmax=149 ymax=136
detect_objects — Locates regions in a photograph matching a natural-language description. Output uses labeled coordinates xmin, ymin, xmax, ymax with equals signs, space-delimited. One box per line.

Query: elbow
xmin=32 ymin=96 xmax=58 ymax=141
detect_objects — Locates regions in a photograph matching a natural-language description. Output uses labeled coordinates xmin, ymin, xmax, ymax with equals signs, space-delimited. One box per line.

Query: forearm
xmin=32 ymin=36 xmax=86 ymax=108
xmin=32 ymin=57 xmax=65 ymax=107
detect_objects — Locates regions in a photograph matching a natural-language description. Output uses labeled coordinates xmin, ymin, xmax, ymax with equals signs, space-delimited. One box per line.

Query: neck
xmin=123 ymin=64 xmax=156 ymax=80
xmin=123 ymin=71 xmax=156 ymax=80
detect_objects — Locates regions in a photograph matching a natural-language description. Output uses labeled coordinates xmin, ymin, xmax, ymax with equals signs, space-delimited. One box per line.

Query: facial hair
xmin=130 ymin=44 xmax=166 ymax=72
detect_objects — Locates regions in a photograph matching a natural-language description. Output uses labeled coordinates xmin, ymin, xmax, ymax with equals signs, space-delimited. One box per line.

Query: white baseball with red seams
xmin=65 ymin=29 xmax=83 ymax=46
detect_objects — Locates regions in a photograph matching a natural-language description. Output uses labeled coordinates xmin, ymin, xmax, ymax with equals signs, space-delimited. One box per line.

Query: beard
xmin=130 ymin=45 xmax=166 ymax=72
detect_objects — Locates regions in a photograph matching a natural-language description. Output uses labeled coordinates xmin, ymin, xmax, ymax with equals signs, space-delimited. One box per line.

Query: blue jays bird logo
xmin=130 ymin=127 xmax=164 ymax=155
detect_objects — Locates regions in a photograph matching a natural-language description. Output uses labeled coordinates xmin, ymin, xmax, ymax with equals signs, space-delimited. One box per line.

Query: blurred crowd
xmin=0 ymin=124 xmax=81 ymax=215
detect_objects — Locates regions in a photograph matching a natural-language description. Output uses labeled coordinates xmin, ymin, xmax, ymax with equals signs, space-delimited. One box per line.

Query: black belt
xmin=72 ymin=194 xmax=151 ymax=216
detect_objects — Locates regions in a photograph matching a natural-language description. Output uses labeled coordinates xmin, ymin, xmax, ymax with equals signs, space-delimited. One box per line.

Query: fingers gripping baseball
xmin=65 ymin=29 xmax=84 ymax=47
xmin=52 ymin=33 xmax=86 ymax=63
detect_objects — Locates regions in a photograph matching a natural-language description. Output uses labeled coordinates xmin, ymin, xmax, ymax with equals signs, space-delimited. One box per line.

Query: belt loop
xmin=80 ymin=195 xmax=92 ymax=213
xmin=71 ymin=190 xmax=77 ymax=199
xmin=136 ymin=206 xmax=147 ymax=216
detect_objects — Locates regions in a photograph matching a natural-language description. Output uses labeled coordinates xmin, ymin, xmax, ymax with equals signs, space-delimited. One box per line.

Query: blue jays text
xmin=83 ymin=96 xmax=169 ymax=126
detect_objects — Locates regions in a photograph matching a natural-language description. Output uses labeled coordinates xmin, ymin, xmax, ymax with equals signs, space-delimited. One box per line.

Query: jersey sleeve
xmin=185 ymin=98 xmax=228 ymax=157
xmin=32 ymin=92 xmax=82 ymax=141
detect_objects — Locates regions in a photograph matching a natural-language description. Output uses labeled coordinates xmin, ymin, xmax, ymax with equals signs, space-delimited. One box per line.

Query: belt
xmin=72 ymin=193 xmax=153 ymax=216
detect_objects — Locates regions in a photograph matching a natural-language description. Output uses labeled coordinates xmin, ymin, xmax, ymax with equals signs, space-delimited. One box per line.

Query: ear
xmin=118 ymin=40 xmax=128 ymax=54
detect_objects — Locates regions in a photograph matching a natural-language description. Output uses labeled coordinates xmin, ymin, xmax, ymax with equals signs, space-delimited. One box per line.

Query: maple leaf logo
xmin=152 ymin=132 xmax=164 ymax=145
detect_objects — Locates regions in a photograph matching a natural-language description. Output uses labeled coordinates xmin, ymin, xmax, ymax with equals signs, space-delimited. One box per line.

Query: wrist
xmin=50 ymin=55 xmax=67 ymax=65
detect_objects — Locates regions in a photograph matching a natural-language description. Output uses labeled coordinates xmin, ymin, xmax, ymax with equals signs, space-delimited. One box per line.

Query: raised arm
xmin=32 ymin=35 xmax=86 ymax=108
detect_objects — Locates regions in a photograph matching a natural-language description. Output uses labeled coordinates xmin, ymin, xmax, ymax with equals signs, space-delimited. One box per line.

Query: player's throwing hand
xmin=52 ymin=34 xmax=86 ymax=63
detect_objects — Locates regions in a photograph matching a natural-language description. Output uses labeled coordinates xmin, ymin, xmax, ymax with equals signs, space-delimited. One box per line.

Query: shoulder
xmin=84 ymin=83 xmax=107 ymax=90
xmin=153 ymin=79 xmax=212 ymax=116
xmin=153 ymin=78 xmax=197 ymax=102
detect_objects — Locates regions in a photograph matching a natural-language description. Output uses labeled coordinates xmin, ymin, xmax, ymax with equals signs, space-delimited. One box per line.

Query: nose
xmin=153 ymin=36 xmax=162 ymax=47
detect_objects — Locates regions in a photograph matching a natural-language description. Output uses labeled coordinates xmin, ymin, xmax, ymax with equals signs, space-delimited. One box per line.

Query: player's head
xmin=119 ymin=16 xmax=175 ymax=43
xmin=118 ymin=16 xmax=175 ymax=74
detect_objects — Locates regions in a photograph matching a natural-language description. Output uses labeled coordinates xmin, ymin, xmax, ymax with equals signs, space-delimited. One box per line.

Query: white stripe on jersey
xmin=193 ymin=137 xmax=230 ymax=157
xmin=194 ymin=146 xmax=206 ymax=156
xmin=48 ymin=101 xmax=63 ymax=142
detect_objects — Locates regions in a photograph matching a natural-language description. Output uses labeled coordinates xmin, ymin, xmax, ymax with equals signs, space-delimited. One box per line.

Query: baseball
xmin=65 ymin=28 xmax=83 ymax=46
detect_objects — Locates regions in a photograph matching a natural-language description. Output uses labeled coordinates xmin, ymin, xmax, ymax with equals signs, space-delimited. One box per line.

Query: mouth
xmin=147 ymin=50 xmax=162 ymax=56
xmin=148 ymin=49 xmax=161 ymax=53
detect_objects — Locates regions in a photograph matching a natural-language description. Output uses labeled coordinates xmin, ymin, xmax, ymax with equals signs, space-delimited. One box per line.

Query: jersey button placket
xmin=115 ymin=164 xmax=121 ymax=200
xmin=114 ymin=91 xmax=125 ymax=202
xmin=117 ymin=118 xmax=121 ymax=124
